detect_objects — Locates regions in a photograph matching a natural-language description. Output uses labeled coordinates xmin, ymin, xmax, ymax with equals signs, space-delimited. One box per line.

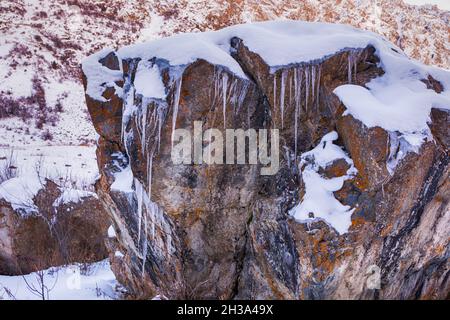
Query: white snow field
xmin=0 ymin=146 xmax=98 ymax=214
xmin=0 ymin=260 xmax=121 ymax=300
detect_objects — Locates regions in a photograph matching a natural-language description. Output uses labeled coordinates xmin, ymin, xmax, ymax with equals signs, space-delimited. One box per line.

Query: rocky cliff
xmin=82 ymin=21 xmax=449 ymax=299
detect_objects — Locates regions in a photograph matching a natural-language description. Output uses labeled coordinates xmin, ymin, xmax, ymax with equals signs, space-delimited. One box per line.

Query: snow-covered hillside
xmin=0 ymin=0 xmax=449 ymax=147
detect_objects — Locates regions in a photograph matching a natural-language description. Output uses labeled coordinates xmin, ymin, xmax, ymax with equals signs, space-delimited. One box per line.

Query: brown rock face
xmin=81 ymin=52 xmax=124 ymax=144
xmin=429 ymin=108 xmax=450 ymax=151
xmin=83 ymin=35 xmax=449 ymax=299
xmin=0 ymin=180 xmax=110 ymax=275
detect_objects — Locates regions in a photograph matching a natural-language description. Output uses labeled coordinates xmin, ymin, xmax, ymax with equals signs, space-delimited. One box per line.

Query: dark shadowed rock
xmin=429 ymin=107 xmax=450 ymax=151
xmin=0 ymin=180 xmax=110 ymax=275
xmin=82 ymin=27 xmax=449 ymax=300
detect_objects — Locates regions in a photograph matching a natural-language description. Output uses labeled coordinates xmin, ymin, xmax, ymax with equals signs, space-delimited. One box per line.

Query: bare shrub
xmin=0 ymin=149 xmax=18 ymax=184
xmin=22 ymin=267 xmax=58 ymax=300
xmin=0 ymin=75 xmax=61 ymax=130
xmin=41 ymin=129 xmax=53 ymax=141
xmin=0 ymin=94 xmax=34 ymax=120
xmin=0 ymin=285 xmax=17 ymax=300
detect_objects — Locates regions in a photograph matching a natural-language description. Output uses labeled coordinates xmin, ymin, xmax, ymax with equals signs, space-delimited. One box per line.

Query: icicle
xmin=293 ymin=69 xmax=298 ymax=102
xmin=141 ymin=102 xmax=148 ymax=156
xmin=304 ymin=67 xmax=310 ymax=112
xmin=348 ymin=51 xmax=353 ymax=84
xmin=227 ymin=78 xmax=237 ymax=103
xmin=273 ymin=74 xmax=277 ymax=112
xmin=165 ymin=222 xmax=173 ymax=254
xmin=289 ymin=71 xmax=293 ymax=112
xmin=280 ymin=70 xmax=287 ymax=129
xmin=230 ymin=79 xmax=241 ymax=114
xmin=230 ymin=81 xmax=237 ymax=108
xmin=311 ymin=66 xmax=316 ymax=108
xmin=222 ymin=72 xmax=229 ymax=126
xmin=121 ymin=86 xmax=135 ymax=158
xmin=294 ymin=68 xmax=302 ymax=162
xmin=284 ymin=145 xmax=291 ymax=168
xmin=134 ymin=178 xmax=154 ymax=277
xmin=171 ymin=77 xmax=182 ymax=149
xmin=294 ymin=69 xmax=298 ymax=161
xmin=210 ymin=67 xmax=219 ymax=111
xmin=316 ymin=65 xmax=321 ymax=108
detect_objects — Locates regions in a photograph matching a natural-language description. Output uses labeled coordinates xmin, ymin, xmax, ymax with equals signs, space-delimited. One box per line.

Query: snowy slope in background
xmin=0 ymin=0 xmax=449 ymax=147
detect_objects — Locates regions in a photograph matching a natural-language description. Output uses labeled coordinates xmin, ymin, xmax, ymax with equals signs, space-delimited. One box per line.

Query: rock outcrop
xmin=0 ymin=180 xmax=110 ymax=275
xmin=82 ymin=22 xmax=449 ymax=299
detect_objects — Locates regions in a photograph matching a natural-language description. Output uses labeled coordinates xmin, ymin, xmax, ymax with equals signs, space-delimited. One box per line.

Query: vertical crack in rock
xmin=380 ymin=152 xmax=449 ymax=285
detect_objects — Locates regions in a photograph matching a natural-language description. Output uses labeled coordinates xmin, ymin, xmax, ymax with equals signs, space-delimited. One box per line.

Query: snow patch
xmin=134 ymin=60 xmax=166 ymax=99
xmin=289 ymin=132 xmax=357 ymax=235
xmin=0 ymin=146 xmax=98 ymax=215
xmin=81 ymin=49 xmax=123 ymax=102
xmin=0 ymin=259 xmax=121 ymax=300
xmin=107 ymin=225 xmax=116 ymax=238
xmin=53 ymin=188 xmax=97 ymax=207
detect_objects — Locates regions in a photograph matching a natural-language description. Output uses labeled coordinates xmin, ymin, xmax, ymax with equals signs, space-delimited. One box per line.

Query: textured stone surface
xmin=0 ymin=180 xmax=110 ymax=275
xmin=83 ymin=37 xmax=449 ymax=299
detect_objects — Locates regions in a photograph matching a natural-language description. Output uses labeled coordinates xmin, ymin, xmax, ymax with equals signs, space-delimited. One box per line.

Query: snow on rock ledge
xmin=289 ymin=131 xmax=357 ymax=235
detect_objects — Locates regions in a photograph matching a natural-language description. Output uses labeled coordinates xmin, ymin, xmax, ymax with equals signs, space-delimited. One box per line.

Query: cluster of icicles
xmin=271 ymin=49 xmax=362 ymax=161
xmin=120 ymin=59 xmax=176 ymax=276
xmin=209 ymin=66 xmax=251 ymax=126
xmin=272 ymin=64 xmax=322 ymax=161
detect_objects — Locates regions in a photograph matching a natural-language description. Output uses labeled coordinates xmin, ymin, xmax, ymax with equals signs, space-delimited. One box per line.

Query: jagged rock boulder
xmin=0 ymin=180 xmax=110 ymax=275
xmin=82 ymin=21 xmax=449 ymax=299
